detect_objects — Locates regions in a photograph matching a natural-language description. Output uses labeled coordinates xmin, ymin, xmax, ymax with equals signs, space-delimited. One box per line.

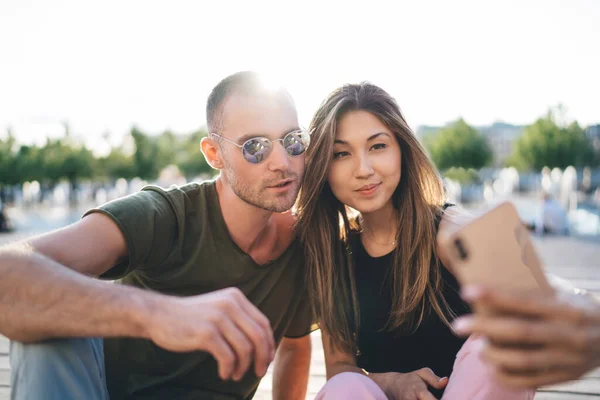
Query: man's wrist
xmin=368 ymin=372 xmax=392 ymax=397
xmin=126 ymin=288 xmax=166 ymax=340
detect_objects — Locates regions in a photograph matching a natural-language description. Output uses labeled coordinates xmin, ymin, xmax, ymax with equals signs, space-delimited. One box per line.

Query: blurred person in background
xmin=525 ymin=191 xmax=569 ymax=235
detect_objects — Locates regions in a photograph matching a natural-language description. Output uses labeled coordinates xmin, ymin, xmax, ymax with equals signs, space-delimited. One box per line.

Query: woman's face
xmin=327 ymin=110 xmax=402 ymax=215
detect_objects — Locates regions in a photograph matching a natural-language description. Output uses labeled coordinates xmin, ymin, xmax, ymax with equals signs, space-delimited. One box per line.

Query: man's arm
xmin=272 ymin=335 xmax=311 ymax=400
xmin=0 ymin=213 xmax=276 ymax=380
xmin=0 ymin=213 xmax=137 ymax=341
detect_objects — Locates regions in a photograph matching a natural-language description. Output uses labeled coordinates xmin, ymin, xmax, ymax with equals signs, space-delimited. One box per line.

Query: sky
xmin=0 ymin=0 xmax=599 ymax=155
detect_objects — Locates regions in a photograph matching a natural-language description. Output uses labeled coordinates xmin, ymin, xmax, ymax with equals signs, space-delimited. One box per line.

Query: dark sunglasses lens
xmin=242 ymin=137 xmax=272 ymax=164
xmin=284 ymin=131 xmax=310 ymax=156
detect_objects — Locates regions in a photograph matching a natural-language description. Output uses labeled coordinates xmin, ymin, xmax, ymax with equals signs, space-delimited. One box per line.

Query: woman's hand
xmin=370 ymin=368 xmax=448 ymax=400
xmin=453 ymin=285 xmax=600 ymax=388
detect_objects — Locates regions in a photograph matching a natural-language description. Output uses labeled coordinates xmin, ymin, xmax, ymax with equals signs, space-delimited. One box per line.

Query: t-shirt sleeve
xmin=284 ymin=290 xmax=318 ymax=338
xmin=83 ymin=186 xmax=179 ymax=280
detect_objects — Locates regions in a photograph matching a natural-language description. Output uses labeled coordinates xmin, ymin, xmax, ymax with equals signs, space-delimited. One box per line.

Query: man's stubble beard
xmin=224 ymin=165 xmax=303 ymax=213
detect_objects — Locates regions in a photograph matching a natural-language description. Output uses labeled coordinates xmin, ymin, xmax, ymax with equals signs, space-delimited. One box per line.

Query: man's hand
xmin=453 ymin=285 xmax=600 ymax=388
xmin=370 ymin=368 xmax=448 ymax=400
xmin=147 ymin=287 xmax=275 ymax=382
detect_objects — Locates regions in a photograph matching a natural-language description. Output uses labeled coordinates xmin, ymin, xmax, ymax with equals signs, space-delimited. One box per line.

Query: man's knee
xmin=10 ymin=337 xmax=108 ymax=400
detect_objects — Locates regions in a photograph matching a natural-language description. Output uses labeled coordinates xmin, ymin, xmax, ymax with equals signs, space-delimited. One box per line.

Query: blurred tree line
xmin=506 ymin=112 xmax=596 ymax=171
xmin=424 ymin=107 xmax=598 ymax=178
xmin=2 ymin=106 xmax=598 ymax=196
xmin=0 ymin=126 xmax=212 ymax=200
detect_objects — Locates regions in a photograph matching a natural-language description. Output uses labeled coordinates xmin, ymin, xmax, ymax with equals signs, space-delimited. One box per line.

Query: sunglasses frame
xmin=210 ymin=129 xmax=310 ymax=164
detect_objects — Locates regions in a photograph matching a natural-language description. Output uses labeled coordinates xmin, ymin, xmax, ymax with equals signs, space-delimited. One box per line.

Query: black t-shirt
xmin=351 ymin=225 xmax=471 ymax=397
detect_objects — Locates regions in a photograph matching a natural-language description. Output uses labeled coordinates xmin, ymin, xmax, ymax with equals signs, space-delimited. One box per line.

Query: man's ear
xmin=201 ymin=136 xmax=223 ymax=170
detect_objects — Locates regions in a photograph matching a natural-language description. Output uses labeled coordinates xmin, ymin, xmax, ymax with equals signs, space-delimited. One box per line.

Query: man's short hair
xmin=206 ymin=71 xmax=290 ymax=133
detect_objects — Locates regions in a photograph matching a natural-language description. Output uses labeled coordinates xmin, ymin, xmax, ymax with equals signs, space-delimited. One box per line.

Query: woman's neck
xmin=360 ymin=202 xmax=399 ymax=245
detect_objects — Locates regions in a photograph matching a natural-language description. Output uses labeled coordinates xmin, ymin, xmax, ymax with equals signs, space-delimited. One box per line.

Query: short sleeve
xmin=83 ymin=187 xmax=179 ymax=280
xmin=284 ymin=290 xmax=318 ymax=338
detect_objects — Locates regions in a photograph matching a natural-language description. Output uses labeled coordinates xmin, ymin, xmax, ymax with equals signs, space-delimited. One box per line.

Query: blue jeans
xmin=10 ymin=338 xmax=109 ymax=400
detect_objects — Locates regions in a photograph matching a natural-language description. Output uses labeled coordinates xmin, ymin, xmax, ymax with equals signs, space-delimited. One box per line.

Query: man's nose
xmin=267 ymin=141 xmax=291 ymax=171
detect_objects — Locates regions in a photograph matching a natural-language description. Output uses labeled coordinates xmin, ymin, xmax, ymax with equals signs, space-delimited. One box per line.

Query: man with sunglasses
xmin=2 ymin=71 xmax=313 ymax=400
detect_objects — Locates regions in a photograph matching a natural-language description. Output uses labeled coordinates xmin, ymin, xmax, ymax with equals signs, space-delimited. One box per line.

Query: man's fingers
xmin=236 ymin=294 xmax=276 ymax=356
xmin=218 ymin=316 xmax=254 ymax=381
xmin=224 ymin=293 xmax=274 ymax=377
xmin=415 ymin=368 xmax=447 ymax=389
xmin=417 ymin=390 xmax=437 ymax=400
xmin=482 ymin=344 xmax=585 ymax=373
xmin=461 ymin=286 xmax=584 ymax=323
xmin=207 ymin=330 xmax=236 ymax=380
xmin=453 ymin=315 xmax=585 ymax=349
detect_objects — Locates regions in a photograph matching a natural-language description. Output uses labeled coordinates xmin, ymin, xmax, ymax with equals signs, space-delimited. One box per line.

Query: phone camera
xmin=454 ymin=238 xmax=469 ymax=261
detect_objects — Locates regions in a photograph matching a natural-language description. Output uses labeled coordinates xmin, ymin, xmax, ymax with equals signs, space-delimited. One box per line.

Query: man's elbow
xmin=0 ymin=325 xmax=47 ymax=344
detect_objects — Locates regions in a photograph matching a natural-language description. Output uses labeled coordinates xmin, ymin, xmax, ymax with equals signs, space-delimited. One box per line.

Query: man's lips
xmin=268 ymin=179 xmax=294 ymax=188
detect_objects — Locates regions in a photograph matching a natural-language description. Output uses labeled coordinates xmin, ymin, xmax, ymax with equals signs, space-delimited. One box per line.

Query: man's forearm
xmin=0 ymin=244 xmax=155 ymax=342
xmin=272 ymin=336 xmax=311 ymax=400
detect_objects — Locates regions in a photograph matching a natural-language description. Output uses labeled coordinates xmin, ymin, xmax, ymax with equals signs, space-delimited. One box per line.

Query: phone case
xmin=440 ymin=201 xmax=553 ymax=295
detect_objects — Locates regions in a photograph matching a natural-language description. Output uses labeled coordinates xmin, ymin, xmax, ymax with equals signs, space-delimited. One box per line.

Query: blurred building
xmin=480 ymin=123 xmax=524 ymax=167
xmin=416 ymin=122 xmax=524 ymax=168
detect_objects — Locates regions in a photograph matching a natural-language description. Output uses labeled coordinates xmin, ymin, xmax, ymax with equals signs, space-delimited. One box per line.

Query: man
xmin=0 ymin=197 xmax=13 ymax=232
xmin=1 ymin=71 xmax=313 ymax=399
xmin=527 ymin=192 xmax=569 ymax=235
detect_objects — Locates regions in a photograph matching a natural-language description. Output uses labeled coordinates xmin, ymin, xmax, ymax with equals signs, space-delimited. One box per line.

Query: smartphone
xmin=439 ymin=201 xmax=554 ymax=296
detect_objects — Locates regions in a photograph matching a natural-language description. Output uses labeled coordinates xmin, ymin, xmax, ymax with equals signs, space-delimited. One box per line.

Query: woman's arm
xmin=322 ymin=330 xmax=365 ymax=379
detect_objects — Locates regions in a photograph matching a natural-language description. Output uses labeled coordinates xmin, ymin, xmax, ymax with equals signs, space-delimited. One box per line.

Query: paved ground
xmin=1 ymin=198 xmax=599 ymax=399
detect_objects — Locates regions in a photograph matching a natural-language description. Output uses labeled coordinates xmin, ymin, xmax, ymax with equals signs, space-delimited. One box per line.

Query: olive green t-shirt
xmin=84 ymin=180 xmax=312 ymax=400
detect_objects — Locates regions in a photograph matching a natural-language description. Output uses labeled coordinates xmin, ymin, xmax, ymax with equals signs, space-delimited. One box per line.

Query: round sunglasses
xmin=210 ymin=129 xmax=310 ymax=164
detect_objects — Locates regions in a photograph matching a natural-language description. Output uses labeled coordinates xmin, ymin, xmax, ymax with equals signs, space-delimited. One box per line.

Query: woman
xmin=296 ymin=83 xmax=534 ymax=400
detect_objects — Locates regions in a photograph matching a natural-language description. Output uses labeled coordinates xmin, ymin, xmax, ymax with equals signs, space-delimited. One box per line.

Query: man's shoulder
xmin=142 ymin=180 xmax=214 ymax=199
xmin=139 ymin=180 xmax=216 ymax=212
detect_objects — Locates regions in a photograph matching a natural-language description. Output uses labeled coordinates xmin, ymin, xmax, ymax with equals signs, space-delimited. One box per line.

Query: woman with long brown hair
xmin=296 ymin=82 xmax=534 ymax=400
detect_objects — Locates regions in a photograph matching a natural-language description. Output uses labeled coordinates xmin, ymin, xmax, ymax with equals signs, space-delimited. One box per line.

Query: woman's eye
xmin=371 ymin=143 xmax=387 ymax=151
xmin=333 ymin=151 xmax=350 ymax=159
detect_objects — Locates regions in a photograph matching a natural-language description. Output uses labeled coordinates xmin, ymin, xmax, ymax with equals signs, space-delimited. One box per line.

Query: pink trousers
xmin=315 ymin=336 xmax=535 ymax=400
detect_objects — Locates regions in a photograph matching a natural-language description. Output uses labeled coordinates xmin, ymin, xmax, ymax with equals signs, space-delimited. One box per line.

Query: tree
xmin=0 ymin=130 xmax=17 ymax=202
xmin=426 ymin=119 xmax=493 ymax=170
xmin=131 ymin=126 xmax=160 ymax=180
xmin=13 ymin=144 xmax=43 ymax=184
xmin=99 ymin=148 xmax=136 ymax=181
xmin=176 ymin=129 xmax=212 ymax=178
xmin=0 ymin=130 xmax=16 ymax=185
xmin=508 ymin=111 xmax=595 ymax=170
xmin=156 ymin=130 xmax=178 ymax=170
xmin=4 ymin=124 xmax=214 ymax=189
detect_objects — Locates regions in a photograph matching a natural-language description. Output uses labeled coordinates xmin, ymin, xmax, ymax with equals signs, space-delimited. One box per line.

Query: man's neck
xmin=215 ymin=178 xmax=280 ymax=256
